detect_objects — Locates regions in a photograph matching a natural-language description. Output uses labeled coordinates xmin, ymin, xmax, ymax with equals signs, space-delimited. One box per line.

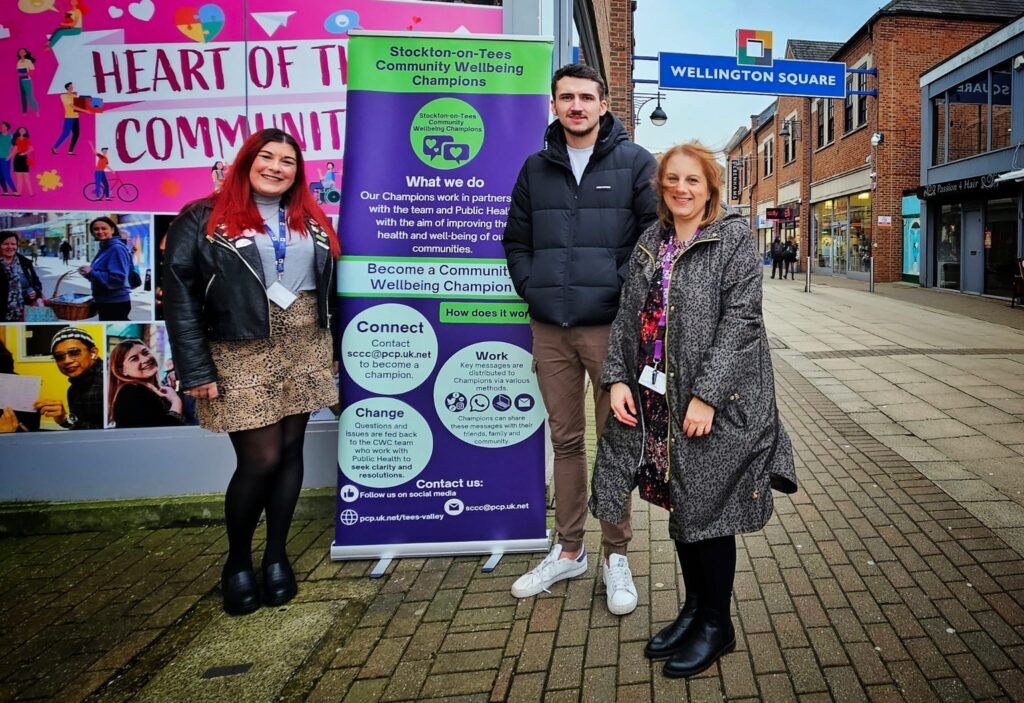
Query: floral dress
xmin=634 ymin=233 xmax=677 ymax=509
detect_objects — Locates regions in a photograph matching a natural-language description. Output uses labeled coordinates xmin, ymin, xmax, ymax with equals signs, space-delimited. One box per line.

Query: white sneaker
xmin=510 ymin=545 xmax=588 ymax=598
xmin=603 ymin=554 xmax=638 ymax=615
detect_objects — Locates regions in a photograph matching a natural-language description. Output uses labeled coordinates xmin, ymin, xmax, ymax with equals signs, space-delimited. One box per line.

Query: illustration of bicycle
xmin=82 ymin=172 xmax=139 ymax=203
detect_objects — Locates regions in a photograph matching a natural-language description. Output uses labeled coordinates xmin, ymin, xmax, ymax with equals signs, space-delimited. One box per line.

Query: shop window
xmin=992 ymin=63 xmax=1012 ymax=151
xmin=933 ymin=94 xmax=947 ymax=164
xmin=984 ymin=198 xmax=1016 ymax=297
xmin=940 ymin=61 xmax=1012 ymax=162
xmin=814 ymin=200 xmax=834 ymax=269
xmin=937 ymin=204 xmax=961 ymax=290
xmin=849 ymin=193 xmax=872 ymax=273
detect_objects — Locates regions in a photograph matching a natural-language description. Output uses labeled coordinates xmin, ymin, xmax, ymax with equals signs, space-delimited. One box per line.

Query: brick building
xmin=725 ymin=0 xmax=1024 ymax=283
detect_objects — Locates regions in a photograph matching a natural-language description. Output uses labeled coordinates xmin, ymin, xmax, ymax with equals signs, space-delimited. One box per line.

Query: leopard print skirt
xmin=197 ymin=292 xmax=336 ymax=433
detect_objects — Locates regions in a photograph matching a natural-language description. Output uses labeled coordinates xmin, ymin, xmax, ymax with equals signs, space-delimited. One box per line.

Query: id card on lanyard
xmin=639 ymin=237 xmax=674 ymax=395
xmin=266 ymin=207 xmax=297 ymax=309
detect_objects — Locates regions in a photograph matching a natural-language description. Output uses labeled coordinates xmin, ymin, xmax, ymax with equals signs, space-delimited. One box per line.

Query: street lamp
xmin=633 ymin=92 xmax=668 ymax=127
xmin=779 ymin=117 xmax=801 ymax=140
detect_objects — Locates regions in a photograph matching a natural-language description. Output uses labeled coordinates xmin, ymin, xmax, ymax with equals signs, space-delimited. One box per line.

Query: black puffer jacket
xmin=162 ymin=199 xmax=336 ymax=391
xmin=502 ymin=112 xmax=658 ymax=327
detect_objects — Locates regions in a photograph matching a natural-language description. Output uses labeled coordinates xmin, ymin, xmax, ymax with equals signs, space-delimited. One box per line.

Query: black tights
xmin=223 ymin=413 xmax=310 ymax=575
xmin=675 ymin=535 xmax=737 ymax=616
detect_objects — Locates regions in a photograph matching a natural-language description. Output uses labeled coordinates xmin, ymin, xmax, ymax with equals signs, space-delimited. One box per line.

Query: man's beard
xmin=563 ymin=119 xmax=598 ymax=138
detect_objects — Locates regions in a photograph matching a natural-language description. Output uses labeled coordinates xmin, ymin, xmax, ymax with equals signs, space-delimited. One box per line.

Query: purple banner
xmin=331 ymin=34 xmax=553 ymax=559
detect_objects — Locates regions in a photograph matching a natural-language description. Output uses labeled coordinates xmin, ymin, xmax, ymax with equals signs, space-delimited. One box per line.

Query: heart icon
xmin=128 ymin=0 xmax=155 ymax=21
xmin=412 ymin=16 xmax=422 ymax=24
xmin=174 ymin=4 xmax=224 ymax=43
xmin=109 ymin=5 xmax=124 ymax=18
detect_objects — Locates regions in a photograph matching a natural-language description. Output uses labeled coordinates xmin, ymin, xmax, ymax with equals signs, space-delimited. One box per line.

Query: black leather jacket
xmin=162 ymin=199 xmax=336 ymax=391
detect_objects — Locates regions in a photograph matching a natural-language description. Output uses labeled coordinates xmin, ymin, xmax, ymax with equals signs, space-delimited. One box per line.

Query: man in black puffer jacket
xmin=502 ymin=63 xmax=657 ymax=616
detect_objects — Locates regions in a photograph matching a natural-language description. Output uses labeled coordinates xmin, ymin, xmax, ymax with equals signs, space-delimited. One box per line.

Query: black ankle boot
xmin=262 ymin=560 xmax=298 ymax=607
xmin=221 ymin=568 xmax=260 ymax=616
xmin=645 ymin=600 xmax=698 ymax=660
xmin=662 ymin=610 xmax=736 ymax=678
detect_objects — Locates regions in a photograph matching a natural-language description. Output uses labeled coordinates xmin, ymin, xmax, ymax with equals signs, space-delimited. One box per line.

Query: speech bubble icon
xmin=324 ymin=10 xmax=360 ymax=35
xmin=443 ymin=142 xmax=470 ymax=164
xmin=422 ymin=134 xmax=453 ymax=160
xmin=470 ymin=394 xmax=489 ymax=412
xmin=18 ymin=0 xmax=55 ymax=13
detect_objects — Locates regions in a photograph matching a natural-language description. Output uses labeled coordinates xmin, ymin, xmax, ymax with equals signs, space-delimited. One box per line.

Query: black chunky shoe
xmin=662 ymin=612 xmax=736 ymax=678
xmin=645 ymin=601 xmax=698 ymax=660
xmin=262 ymin=561 xmax=298 ymax=607
xmin=221 ymin=569 xmax=260 ymax=616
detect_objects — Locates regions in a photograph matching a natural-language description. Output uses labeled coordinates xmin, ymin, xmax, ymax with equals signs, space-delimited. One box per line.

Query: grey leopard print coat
xmin=590 ymin=208 xmax=798 ymax=544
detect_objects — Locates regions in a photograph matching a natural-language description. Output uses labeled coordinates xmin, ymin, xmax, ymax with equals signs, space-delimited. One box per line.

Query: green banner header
xmin=348 ymin=35 xmax=553 ymax=95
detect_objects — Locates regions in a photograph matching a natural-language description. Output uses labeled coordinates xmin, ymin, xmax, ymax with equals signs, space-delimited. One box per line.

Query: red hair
xmin=207 ymin=128 xmax=340 ymax=256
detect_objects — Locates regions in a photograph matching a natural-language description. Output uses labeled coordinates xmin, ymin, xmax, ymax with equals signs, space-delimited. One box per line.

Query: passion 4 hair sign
xmin=659 ymin=29 xmax=846 ymax=99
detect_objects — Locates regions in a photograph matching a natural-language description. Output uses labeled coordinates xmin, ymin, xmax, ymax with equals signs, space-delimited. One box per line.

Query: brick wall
xmin=604 ymin=0 xmax=634 ymax=135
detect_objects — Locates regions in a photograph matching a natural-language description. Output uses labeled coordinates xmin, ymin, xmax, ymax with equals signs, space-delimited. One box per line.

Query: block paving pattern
xmin=1 ymin=348 xmax=1023 ymax=701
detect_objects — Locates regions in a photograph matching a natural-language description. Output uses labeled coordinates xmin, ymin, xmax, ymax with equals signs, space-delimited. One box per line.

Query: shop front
xmin=812 ymin=191 xmax=872 ymax=279
xmin=924 ymin=179 xmax=1020 ymax=297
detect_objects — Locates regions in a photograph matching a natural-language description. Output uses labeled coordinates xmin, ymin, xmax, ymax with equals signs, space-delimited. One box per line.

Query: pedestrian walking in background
xmin=502 ymin=63 xmax=658 ymax=615
xmin=163 ymin=128 xmax=340 ymax=616
xmin=59 ymin=238 xmax=71 ymax=264
xmin=783 ymin=236 xmax=798 ymax=279
xmin=591 ymin=141 xmax=798 ymax=678
xmin=79 ymin=216 xmax=132 ymax=320
xmin=769 ymin=235 xmax=784 ymax=279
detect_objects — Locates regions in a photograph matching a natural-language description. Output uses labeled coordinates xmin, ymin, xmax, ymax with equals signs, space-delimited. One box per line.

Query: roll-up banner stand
xmin=332 ymin=31 xmax=553 ymax=562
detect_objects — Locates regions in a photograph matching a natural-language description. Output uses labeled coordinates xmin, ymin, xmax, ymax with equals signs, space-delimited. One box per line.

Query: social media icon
xmin=514 ymin=393 xmax=535 ymax=412
xmin=340 ymin=485 xmax=360 ymax=503
xmin=445 ymin=392 xmax=467 ymax=412
xmin=470 ymin=394 xmax=489 ymax=412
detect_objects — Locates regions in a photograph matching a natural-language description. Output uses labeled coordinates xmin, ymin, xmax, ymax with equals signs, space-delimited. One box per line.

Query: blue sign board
xmin=659 ymin=52 xmax=847 ymax=99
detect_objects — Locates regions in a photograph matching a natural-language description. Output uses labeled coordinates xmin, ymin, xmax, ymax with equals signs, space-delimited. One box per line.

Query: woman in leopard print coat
xmin=590 ymin=142 xmax=797 ymax=679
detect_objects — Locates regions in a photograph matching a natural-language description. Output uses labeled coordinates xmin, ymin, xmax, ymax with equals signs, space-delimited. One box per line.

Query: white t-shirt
xmin=566 ymin=144 xmax=594 ymax=184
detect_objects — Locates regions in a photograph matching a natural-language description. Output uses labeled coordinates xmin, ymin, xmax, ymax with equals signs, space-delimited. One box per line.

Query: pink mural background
xmin=0 ymin=0 xmax=502 ymax=213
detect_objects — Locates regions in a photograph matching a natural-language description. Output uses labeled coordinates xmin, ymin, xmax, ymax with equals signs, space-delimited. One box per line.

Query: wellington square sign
xmin=659 ymin=29 xmax=847 ymax=99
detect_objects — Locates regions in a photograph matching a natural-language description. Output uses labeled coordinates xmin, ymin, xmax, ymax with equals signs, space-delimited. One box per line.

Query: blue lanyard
xmin=265 ymin=208 xmax=287 ymax=280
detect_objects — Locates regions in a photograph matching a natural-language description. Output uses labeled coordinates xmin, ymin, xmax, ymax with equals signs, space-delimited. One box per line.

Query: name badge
xmin=638 ymin=365 xmax=666 ymax=395
xmin=267 ymin=281 xmax=297 ymax=309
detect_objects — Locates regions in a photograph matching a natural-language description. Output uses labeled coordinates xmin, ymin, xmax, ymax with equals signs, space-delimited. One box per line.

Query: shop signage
xmin=332 ymin=32 xmax=553 ymax=560
xmin=877 ymin=215 xmax=892 ymax=227
xmin=918 ymin=173 xmax=1000 ymax=198
xmin=659 ymin=30 xmax=847 ymax=99
xmin=766 ymin=206 xmax=795 ymax=221
xmin=730 ymin=159 xmax=741 ymax=200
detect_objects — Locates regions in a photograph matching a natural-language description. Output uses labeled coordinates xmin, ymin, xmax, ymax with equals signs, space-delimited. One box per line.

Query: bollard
xmin=869 ymin=256 xmax=875 ymax=293
xmin=804 ymin=255 xmax=811 ymax=293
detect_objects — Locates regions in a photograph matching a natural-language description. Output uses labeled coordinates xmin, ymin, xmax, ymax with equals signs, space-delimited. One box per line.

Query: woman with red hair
xmin=163 ymin=128 xmax=340 ymax=616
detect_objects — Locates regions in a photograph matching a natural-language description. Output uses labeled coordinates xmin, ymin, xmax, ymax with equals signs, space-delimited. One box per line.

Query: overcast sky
xmin=631 ymin=0 xmax=888 ymax=155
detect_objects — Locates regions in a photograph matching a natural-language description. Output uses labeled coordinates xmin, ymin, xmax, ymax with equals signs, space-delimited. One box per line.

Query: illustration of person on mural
xmin=91 ymin=142 xmax=112 ymax=200
xmin=0 ymin=123 xmax=17 ymax=197
xmin=16 ymin=48 xmax=40 ymax=117
xmin=45 ymin=0 xmax=89 ymax=51
xmin=52 ymin=83 xmax=86 ymax=156
xmin=11 ymin=126 xmax=34 ymax=197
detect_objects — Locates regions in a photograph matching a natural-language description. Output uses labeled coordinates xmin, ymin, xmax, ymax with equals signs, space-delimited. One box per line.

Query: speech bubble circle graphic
xmin=18 ymin=0 xmax=55 ymax=13
xmin=324 ymin=10 xmax=360 ymax=35
xmin=410 ymin=98 xmax=484 ymax=170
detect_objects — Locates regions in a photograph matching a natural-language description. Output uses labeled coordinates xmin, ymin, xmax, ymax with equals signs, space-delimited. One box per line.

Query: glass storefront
xmin=813 ymin=192 xmax=871 ymax=277
xmin=936 ymin=203 xmax=961 ymax=290
xmin=985 ymin=198 xmax=1016 ymax=297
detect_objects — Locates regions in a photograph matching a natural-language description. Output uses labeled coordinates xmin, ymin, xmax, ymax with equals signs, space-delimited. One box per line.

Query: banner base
xmin=330 ymin=536 xmax=550 ymax=561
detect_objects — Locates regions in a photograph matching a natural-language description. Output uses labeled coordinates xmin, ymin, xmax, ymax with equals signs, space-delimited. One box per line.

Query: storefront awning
xmin=994 ymin=168 xmax=1024 ymax=183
